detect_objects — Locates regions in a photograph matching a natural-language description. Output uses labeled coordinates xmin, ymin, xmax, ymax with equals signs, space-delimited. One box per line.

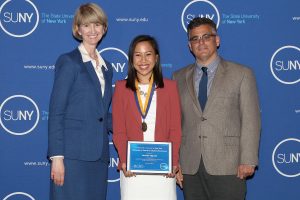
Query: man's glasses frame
xmin=189 ymin=33 xmax=217 ymax=43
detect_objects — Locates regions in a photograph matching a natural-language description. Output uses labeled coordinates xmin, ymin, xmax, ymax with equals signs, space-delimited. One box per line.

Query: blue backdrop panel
xmin=0 ymin=0 xmax=299 ymax=199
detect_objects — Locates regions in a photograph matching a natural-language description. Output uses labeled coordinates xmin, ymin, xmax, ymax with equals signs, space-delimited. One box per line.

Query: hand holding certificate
xmin=127 ymin=141 xmax=172 ymax=174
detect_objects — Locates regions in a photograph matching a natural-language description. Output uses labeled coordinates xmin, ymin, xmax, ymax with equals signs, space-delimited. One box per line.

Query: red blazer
xmin=112 ymin=79 xmax=181 ymax=169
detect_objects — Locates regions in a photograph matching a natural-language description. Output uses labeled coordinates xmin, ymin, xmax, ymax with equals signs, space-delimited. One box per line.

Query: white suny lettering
xmin=109 ymin=157 xmax=119 ymax=167
xmin=288 ymin=60 xmax=300 ymax=70
xmin=111 ymin=63 xmax=126 ymax=72
xmin=24 ymin=13 xmax=33 ymax=23
xmin=275 ymin=60 xmax=300 ymax=71
xmin=3 ymin=110 xmax=34 ymax=120
xmin=187 ymin=14 xmax=214 ymax=21
xmin=3 ymin=12 xmax=33 ymax=23
xmin=276 ymin=153 xmax=300 ymax=164
xmin=291 ymin=153 xmax=300 ymax=163
xmin=25 ymin=110 xmax=34 ymax=120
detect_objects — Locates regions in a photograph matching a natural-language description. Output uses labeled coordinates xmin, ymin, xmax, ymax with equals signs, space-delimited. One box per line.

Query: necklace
xmin=134 ymin=74 xmax=154 ymax=132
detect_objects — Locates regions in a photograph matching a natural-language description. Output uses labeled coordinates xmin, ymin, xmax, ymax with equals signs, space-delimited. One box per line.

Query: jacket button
xmin=201 ymin=117 xmax=207 ymax=121
xmin=99 ymin=118 xmax=103 ymax=122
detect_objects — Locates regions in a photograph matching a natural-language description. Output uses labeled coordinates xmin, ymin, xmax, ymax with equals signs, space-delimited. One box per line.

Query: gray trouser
xmin=183 ymin=159 xmax=246 ymax=200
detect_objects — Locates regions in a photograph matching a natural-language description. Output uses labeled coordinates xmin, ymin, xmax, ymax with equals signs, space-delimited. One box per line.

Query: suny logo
xmin=272 ymin=138 xmax=300 ymax=178
xmin=270 ymin=45 xmax=300 ymax=84
xmin=0 ymin=95 xmax=40 ymax=136
xmin=0 ymin=0 xmax=39 ymax=37
xmin=108 ymin=142 xmax=120 ymax=183
xmin=181 ymin=0 xmax=220 ymax=32
xmin=3 ymin=192 xmax=35 ymax=200
xmin=99 ymin=47 xmax=128 ymax=86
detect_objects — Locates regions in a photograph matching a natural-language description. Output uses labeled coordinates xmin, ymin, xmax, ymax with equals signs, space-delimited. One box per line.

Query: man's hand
xmin=237 ymin=164 xmax=255 ymax=179
xmin=176 ymin=166 xmax=183 ymax=188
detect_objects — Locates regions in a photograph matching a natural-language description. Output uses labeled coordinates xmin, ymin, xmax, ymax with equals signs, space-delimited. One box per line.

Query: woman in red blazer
xmin=112 ymin=35 xmax=181 ymax=200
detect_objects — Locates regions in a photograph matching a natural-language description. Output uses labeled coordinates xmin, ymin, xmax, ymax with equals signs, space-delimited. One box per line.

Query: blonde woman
xmin=48 ymin=3 xmax=112 ymax=200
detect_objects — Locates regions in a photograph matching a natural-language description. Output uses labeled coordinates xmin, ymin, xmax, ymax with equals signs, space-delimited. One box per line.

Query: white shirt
xmin=78 ymin=43 xmax=108 ymax=96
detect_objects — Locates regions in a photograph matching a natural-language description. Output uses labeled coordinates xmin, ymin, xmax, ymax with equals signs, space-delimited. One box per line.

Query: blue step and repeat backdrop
xmin=0 ymin=0 xmax=299 ymax=199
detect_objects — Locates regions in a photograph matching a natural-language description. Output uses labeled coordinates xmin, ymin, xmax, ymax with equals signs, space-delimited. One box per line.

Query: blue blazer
xmin=47 ymin=48 xmax=113 ymax=162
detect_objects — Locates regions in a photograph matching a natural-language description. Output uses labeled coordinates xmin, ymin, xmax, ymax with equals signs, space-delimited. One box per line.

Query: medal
xmin=142 ymin=121 xmax=147 ymax=132
xmin=134 ymin=74 xmax=155 ymax=132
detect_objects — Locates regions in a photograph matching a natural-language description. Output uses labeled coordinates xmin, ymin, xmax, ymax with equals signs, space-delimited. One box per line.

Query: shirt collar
xmin=195 ymin=55 xmax=220 ymax=74
xmin=78 ymin=43 xmax=108 ymax=70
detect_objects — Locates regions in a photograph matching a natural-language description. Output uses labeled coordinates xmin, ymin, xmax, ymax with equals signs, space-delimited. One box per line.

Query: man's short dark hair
xmin=187 ymin=17 xmax=217 ymax=36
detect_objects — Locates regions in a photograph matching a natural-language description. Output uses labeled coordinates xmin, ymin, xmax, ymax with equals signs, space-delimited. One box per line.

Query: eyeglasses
xmin=189 ymin=33 xmax=216 ymax=43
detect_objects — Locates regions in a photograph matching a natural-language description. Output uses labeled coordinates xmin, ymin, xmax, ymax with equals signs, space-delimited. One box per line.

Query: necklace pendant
xmin=142 ymin=121 xmax=147 ymax=132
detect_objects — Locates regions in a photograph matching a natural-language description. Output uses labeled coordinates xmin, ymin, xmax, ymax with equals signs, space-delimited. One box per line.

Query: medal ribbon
xmin=134 ymin=74 xmax=155 ymax=121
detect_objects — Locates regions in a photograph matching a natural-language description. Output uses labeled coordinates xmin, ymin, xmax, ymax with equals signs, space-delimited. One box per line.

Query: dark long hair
xmin=126 ymin=35 xmax=164 ymax=91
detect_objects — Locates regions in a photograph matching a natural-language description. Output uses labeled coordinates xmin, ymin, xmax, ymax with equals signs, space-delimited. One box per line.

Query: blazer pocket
xmin=224 ymin=136 xmax=240 ymax=146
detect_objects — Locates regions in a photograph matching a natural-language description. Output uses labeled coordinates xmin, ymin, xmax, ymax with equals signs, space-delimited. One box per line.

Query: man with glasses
xmin=173 ymin=17 xmax=261 ymax=200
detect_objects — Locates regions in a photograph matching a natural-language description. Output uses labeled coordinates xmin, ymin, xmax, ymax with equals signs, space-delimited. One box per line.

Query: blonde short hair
xmin=72 ymin=3 xmax=108 ymax=40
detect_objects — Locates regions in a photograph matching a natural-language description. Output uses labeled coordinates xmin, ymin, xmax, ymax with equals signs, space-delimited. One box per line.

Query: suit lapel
xmin=186 ymin=65 xmax=202 ymax=114
xmin=84 ymin=61 xmax=104 ymax=108
xmin=155 ymin=87 xmax=162 ymax=133
xmin=204 ymin=60 xmax=226 ymax=112
xmin=130 ymin=89 xmax=143 ymax=126
xmin=101 ymin=63 xmax=110 ymax=107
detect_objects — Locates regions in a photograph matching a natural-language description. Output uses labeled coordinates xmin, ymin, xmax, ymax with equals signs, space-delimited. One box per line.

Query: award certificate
xmin=127 ymin=141 xmax=172 ymax=174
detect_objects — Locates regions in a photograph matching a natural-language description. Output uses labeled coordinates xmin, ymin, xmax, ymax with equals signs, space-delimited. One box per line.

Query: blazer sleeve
xmin=239 ymin=68 xmax=261 ymax=166
xmin=47 ymin=55 xmax=78 ymax=157
xmin=168 ymin=81 xmax=182 ymax=167
xmin=112 ymin=81 xmax=128 ymax=166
